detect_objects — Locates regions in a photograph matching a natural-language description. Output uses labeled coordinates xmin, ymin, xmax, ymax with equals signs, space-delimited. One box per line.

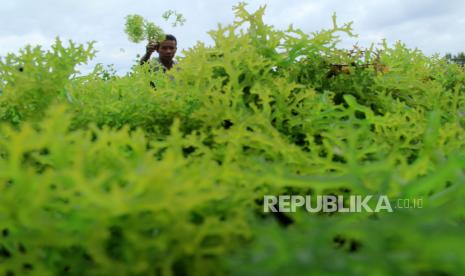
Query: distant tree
xmin=444 ymin=52 xmax=465 ymax=66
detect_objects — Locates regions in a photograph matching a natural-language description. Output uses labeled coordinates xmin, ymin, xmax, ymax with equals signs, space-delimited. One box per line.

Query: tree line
xmin=445 ymin=52 xmax=465 ymax=66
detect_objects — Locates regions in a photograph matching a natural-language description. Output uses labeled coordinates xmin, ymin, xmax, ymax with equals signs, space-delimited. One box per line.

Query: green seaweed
xmin=0 ymin=2 xmax=464 ymax=275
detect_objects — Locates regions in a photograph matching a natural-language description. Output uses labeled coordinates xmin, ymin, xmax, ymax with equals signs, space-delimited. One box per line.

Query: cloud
xmin=0 ymin=33 xmax=55 ymax=54
xmin=1 ymin=0 xmax=464 ymax=75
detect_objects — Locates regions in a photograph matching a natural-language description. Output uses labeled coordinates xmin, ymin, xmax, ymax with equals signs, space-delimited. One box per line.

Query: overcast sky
xmin=1 ymin=0 xmax=464 ymax=75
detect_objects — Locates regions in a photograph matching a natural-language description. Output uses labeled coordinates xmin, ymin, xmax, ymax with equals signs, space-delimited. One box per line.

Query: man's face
xmin=156 ymin=40 xmax=177 ymax=63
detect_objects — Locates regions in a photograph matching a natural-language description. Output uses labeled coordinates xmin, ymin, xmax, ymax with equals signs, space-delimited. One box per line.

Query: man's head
xmin=156 ymin=34 xmax=177 ymax=64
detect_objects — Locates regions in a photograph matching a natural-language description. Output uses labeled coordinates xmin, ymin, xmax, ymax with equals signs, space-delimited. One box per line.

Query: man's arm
xmin=139 ymin=41 xmax=158 ymax=65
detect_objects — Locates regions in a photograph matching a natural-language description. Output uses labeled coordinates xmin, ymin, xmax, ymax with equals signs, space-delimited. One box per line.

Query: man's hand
xmin=145 ymin=41 xmax=159 ymax=55
xmin=140 ymin=41 xmax=159 ymax=65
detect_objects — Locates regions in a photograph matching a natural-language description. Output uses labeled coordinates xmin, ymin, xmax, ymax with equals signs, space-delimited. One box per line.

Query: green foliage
xmin=145 ymin=22 xmax=165 ymax=43
xmin=124 ymin=14 xmax=164 ymax=43
xmin=0 ymin=39 xmax=95 ymax=124
xmin=124 ymin=14 xmax=146 ymax=43
xmin=162 ymin=10 xmax=186 ymax=27
xmin=125 ymin=10 xmax=185 ymax=44
xmin=1 ymin=2 xmax=465 ymax=275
